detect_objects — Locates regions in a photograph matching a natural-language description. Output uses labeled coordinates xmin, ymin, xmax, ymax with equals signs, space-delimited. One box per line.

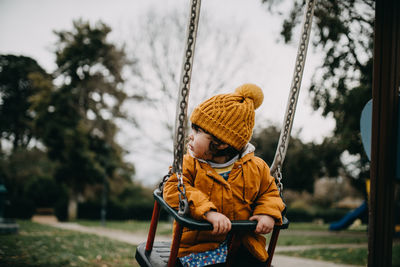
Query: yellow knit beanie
xmin=190 ymin=83 xmax=264 ymax=151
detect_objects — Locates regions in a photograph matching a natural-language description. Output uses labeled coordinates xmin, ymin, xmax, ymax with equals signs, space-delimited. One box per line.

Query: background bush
xmin=78 ymin=198 xmax=169 ymax=221
xmin=286 ymin=207 xmax=351 ymax=223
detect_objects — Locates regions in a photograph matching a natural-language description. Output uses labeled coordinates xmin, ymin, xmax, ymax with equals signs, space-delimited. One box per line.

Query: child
xmin=164 ymin=83 xmax=285 ymax=266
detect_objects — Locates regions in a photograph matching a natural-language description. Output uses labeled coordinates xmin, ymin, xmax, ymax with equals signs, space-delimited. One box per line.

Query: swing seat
xmin=135 ymin=189 xmax=289 ymax=267
xmin=136 ymin=241 xmax=171 ymax=267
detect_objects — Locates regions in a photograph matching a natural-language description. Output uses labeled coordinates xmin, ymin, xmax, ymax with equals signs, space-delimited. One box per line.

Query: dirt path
xmin=50 ymin=222 xmax=170 ymax=245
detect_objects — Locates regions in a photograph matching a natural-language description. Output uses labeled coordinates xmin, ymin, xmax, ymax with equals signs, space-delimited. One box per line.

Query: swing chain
xmin=177 ymin=173 xmax=190 ymax=215
xmin=173 ymin=0 xmax=201 ymax=176
xmin=172 ymin=0 xmax=201 ymax=215
xmin=158 ymin=169 xmax=189 ymax=215
xmin=159 ymin=169 xmax=172 ymax=193
xmin=270 ymin=0 xmax=316 ymax=185
xmin=275 ymin=166 xmax=284 ymax=195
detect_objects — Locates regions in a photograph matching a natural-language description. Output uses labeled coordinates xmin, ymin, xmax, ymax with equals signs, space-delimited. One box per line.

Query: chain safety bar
xmin=270 ymin=0 xmax=316 ymax=192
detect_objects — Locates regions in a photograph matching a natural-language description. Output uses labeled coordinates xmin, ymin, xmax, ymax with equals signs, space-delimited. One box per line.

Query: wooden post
xmin=369 ymin=0 xmax=400 ymax=266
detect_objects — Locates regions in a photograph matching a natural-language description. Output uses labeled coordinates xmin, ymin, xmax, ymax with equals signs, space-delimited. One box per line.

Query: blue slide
xmin=329 ymin=201 xmax=368 ymax=231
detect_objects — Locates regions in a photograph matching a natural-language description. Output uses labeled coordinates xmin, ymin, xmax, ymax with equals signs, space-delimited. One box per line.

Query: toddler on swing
xmin=164 ymin=83 xmax=285 ymax=267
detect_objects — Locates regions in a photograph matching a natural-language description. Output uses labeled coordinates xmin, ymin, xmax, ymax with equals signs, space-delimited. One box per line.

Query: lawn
xmin=274 ymin=233 xmax=367 ymax=246
xmin=2 ymin=220 xmax=397 ymax=267
xmin=274 ymin=223 xmax=368 ymax=246
xmin=77 ymin=219 xmax=368 ymax=246
xmin=279 ymin=244 xmax=400 ymax=266
xmin=0 ymin=220 xmax=138 ymax=267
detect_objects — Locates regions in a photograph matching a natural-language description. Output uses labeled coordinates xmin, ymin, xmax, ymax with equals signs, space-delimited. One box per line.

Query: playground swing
xmin=135 ymin=0 xmax=316 ymax=266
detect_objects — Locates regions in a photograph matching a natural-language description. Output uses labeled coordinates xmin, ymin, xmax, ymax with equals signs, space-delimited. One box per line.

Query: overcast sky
xmin=0 ymin=0 xmax=335 ymax=186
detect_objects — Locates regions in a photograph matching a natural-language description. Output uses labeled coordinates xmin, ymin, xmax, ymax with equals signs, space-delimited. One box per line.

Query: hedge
xmin=77 ymin=199 xmax=169 ymax=221
xmin=286 ymin=207 xmax=351 ymax=223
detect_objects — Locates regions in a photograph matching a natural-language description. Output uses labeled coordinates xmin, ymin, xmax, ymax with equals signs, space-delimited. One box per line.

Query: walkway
xmin=40 ymin=221 xmax=363 ymax=267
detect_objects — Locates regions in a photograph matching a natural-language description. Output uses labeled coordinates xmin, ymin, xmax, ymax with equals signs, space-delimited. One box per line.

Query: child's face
xmin=188 ymin=126 xmax=213 ymax=160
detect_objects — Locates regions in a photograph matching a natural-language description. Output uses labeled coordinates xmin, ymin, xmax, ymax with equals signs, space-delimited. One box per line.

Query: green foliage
xmin=0 ymin=55 xmax=52 ymax=150
xmin=262 ymin=0 xmax=374 ymax=181
xmin=0 ymin=148 xmax=59 ymax=219
xmin=78 ymin=199 xmax=156 ymax=221
xmin=0 ymin=19 xmax=136 ymax=221
xmin=31 ymin=20 xmax=134 ymax=220
xmin=53 ymin=19 xmax=127 ymax=124
xmin=37 ymin=19 xmax=130 ymax=190
xmin=252 ymin=125 xmax=342 ymax=192
xmin=0 ymin=148 xmax=68 ymax=220
xmin=77 ymin=183 xmax=167 ymax=221
xmin=285 ymin=207 xmax=349 ymax=223
xmin=24 ymin=176 xmax=66 ymax=208
xmin=77 ymin=219 xmax=173 ymax=236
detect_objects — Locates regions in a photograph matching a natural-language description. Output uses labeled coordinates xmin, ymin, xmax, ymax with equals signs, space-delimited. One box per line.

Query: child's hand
xmin=205 ymin=211 xmax=232 ymax=235
xmin=249 ymin=214 xmax=275 ymax=234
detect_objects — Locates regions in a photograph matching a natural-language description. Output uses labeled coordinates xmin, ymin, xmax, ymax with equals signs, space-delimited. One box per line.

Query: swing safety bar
xmin=135 ymin=189 xmax=289 ymax=267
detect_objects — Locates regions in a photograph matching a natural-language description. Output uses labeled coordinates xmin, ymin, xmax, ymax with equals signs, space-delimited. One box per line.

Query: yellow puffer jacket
xmin=163 ymin=148 xmax=285 ymax=262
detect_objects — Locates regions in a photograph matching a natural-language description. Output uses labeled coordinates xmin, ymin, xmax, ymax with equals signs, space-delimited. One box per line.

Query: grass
xmin=280 ymin=247 xmax=368 ymax=265
xmin=286 ymin=222 xmax=367 ymax=232
xmin=3 ymin=220 xmax=396 ymax=266
xmin=279 ymin=244 xmax=400 ymax=266
xmin=284 ymin=222 xmax=330 ymax=231
xmin=0 ymin=220 xmax=139 ymax=267
xmin=274 ymin=233 xmax=367 ymax=246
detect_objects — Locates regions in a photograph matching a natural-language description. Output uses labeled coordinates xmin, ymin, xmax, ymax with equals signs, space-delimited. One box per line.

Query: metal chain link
xmin=270 ymin=0 xmax=316 ymax=192
xmin=276 ymin=166 xmax=283 ymax=195
xmin=169 ymin=0 xmax=202 ymax=215
xmin=177 ymin=174 xmax=190 ymax=215
xmin=158 ymin=168 xmax=172 ymax=193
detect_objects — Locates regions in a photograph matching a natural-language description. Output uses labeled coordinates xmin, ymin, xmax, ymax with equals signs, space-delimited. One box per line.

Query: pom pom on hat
xmin=235 ymin=83 xmax=264 ymax=109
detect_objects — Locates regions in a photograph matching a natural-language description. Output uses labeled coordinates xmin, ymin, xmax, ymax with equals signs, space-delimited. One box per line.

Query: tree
xmin=0 ymin=55 xmax=68 ymax=219
xmin=261 ymin=0 xmax=374 ymax=183
xmin=125 ymin=7 xmax=263 ymax=181
xmin=0 ymin=55 xmax=52 ymax=151
xmin=34 ymin=20 xmax=133 ymax=220
xmin=252 ymin=125 xmax=342 ymax=193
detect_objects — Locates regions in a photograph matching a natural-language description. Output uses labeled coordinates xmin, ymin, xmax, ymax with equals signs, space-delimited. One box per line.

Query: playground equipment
xmin=360 ymin=98 xmax=400 ymax=180
xmin=329 ymin=201 xmax=368 ymax=231
xmin=330 ymin=97 xmax=400 ymax=233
